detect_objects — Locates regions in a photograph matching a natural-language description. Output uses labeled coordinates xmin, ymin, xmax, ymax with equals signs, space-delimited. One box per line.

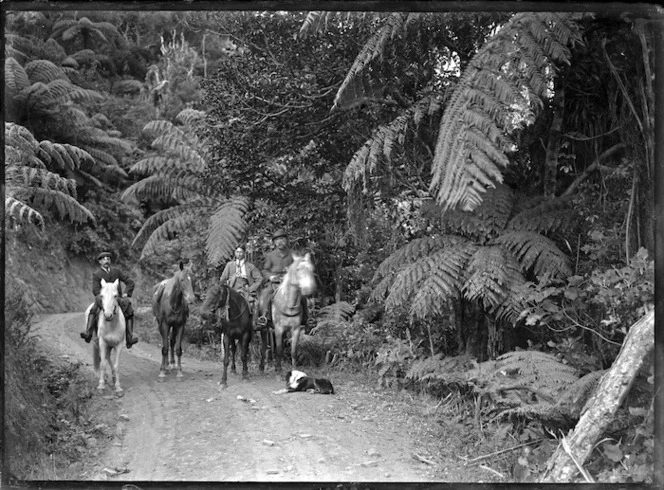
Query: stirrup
xmin=80 ymin=332 xmax=92 ymax=343
xmin=126 ymin=336 xmax=138 ymax=348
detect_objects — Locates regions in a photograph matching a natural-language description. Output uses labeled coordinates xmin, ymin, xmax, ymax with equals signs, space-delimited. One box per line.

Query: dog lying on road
xmin=272 ymin=370 xmax=334 ymax=395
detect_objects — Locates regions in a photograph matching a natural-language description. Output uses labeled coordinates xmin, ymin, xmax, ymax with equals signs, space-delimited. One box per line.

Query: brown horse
xmin=271 ymin=253 xmax=316 ymax=374
xmin=201 ymin=284 xmax=253 ymax=387
xmin=152 ymin=262 xmax=196 ymax=378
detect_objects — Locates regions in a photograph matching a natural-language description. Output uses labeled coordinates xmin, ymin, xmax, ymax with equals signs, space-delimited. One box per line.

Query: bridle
xmin=219 ymin=285 xmax=249 ymax=322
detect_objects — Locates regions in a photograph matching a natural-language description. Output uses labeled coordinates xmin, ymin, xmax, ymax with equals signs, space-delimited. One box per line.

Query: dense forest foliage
xmin=4 ymin=7 xmax=656 ymax=483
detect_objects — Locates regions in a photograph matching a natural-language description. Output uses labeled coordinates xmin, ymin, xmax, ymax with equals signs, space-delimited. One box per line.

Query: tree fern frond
xmin=316 ymin=301 xmax=356 ymax=323
xmin=463 ymin=246 xmax=526 ymax=320
xmin=129 ymin=155 xmax=183 ymax=176
xmin=555 ymin=369 xmax=607 ymax=418
xmin=5 ymin=196 xmax=44 ymax=229
xmin=431 ymin=13 xmax=583 ymax=211
xmin=24 ymin=59 xmax=68 ymax=84
xmin=496 ymin=231 xmax=572 ymax=278
xmin=437 ymin=184 xmax=514 ymax=243
xmin=150 ymin=135 xmax=206 ymax=170
xmin=206 ymin=196 xmax=250 ymax=266
xmin=79 ymin=146 xmax=118 ymax=167
xmin=380 ymin=245 xmax=474 ymax=311
xmin=506 ymin=194 xmax=576 ymax=234
xmin=407 ymin=247 xmax=479 ymax=319
xmin=175 ymin=108 xmax=206 ymax=126
xmin=5 ymin=57 xmax=30 ymax=95
xmin=139 ymin=210 xmax=201 ymax=259
xmin=132 ymin=201 xmax=207 ymax=250
xmin=372 ymin=234 xmax=468 ymax=283
xmin=28 ymin=187 xmax=95 ymax=224
xmin=333 ymin=12 xmax=410 ymax=111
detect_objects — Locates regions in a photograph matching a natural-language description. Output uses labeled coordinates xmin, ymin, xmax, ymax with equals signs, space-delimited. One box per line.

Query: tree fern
xmin=342 ymin=92 xmax=445 ymax=193
xmin=5 ymin=122 xmax=95 ymax=228
xmin=333 ymin=12 xmax=414 ymax=111
xmin=382 ymin=245 xmax=475 ymax=317
xmin=430 ymin=12 xmax=584 ymax=211
xmin=125 ymin=110 xmax=249 ymax=264
xmin=372 ymin=234 xmax=469 ymax=283
xmin=496 ymin=231 xmax=572 ymax=278
xmin=24 ymin=59 xmax=68 ymax=84
xmin=506 ymin=194 xmax=576 ymax=234
xmin=206 ymin=196 xmax=250 ymax=266
xmin=463 ymin=246 xmax=526 ymax=322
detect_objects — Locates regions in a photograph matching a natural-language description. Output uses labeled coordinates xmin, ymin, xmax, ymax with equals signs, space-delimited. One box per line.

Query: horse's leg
xmin=220 ymin=333 xmax=229 ymax=387
xmin=243 ymin=331 xmax=251 ymax=380
xmin=159 ymin=321 xmax=168 ymax=378
xmin=230 ymin=337 xmax=237 ymax=374
xmin=291 ymin=324 xmax=302 ymax=370
xmin=111 ymin=344 xmax=123 ymax=393
xmin=175 ymin=323 xmax=185 ymax=378
xmin=97 ymin=338 xmax=108 ymax=390
xmin=274 ymin=324 xmax=284 ymax=375
xmin=169 ymin=325 xmax=178 ymax=372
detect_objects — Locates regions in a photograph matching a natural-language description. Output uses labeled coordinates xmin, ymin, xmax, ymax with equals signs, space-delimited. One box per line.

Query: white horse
xmin=86 ymin=278 xmax=126 ymax=393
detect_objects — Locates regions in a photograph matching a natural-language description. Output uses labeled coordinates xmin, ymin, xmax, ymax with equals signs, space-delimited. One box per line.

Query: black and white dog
xmin=273 ymin=370 xmax=334 ymax=395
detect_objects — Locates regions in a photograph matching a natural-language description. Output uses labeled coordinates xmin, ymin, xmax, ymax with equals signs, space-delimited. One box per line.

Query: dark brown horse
xmin=201 ymin=284 xmax=253 ymax=387
xmin=152 ymin=262 xmax=196 ymax=378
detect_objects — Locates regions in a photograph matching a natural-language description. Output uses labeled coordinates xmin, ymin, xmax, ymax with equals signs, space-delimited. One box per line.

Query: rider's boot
xmin=125 ymin=316 xmax=139 ymax=349
xmin=80 ymin=311 xmax=96 ymax=343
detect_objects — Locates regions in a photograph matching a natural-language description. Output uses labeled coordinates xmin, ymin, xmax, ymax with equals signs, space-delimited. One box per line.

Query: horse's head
xmin=291 ymin=253 xmax=316 ymax=297
xmin=176 ymin=261 xmax=196 ymax=305
xmin=100 ymin=278 xmax=120 ymax=320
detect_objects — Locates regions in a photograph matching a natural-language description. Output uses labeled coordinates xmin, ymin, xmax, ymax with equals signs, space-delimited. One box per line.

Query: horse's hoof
xmin=97 ymin=385 xmax=105 ymax=391
xmin=218 ymin=381 xmax=228 ymax=389
xmin=159 ymin=372 xmax=166 ymax=378
xmin=176 ymin=372 xmax=183 ymax=378
xmin=115 ymin=389 xmax=124 ymax=397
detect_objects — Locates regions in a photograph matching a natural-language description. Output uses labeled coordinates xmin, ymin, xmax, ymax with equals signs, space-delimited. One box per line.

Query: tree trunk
xmin=543 ymin=77 xmax=565 ymax=197
xmin=539 ymin=309 xmax=654 ymax=482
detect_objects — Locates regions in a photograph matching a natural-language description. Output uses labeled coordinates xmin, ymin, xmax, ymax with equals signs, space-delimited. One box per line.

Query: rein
xmin=220 ymin=286 xmax=249 ymax=322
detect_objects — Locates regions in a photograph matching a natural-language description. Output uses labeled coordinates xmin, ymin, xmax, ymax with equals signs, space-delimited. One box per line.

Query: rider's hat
xmin=272 ymin=229 xmax=288 ymax=240
xmin=97 ymin=251 xmax=112 ymax=261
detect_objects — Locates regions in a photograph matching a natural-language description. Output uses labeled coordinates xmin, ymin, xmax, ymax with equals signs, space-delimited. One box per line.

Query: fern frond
xmin=430 ymin=13 xmax=583 ymax=212
xmin=206 ymin=197 xmax=250 ymax=266
xmin=316 ymin=301 xmax=356 ymax=323
xmin=79 ymin=146 xmax=118 ymax=167
xmin=372 ymin=234 xmax=468 ymax=284
xmin=29 ymin=187 xmax=95 ymax=224
xmin=381 ymin=245 xmax=474 ymax=312
xmin=121 ymin=174 xmax=206 ymax=203
xmin=6 ymin=166 xmax=76 ymax=196
xmin=496 ymin=231 xmax=572 ymax=278
xmin=407 ymin=246 xmax=478 ymax=319
xmin=506 ymin=194 xmax=576 ymax=234
xmin=5 ymin=57 xmax=30 ymax=95
xmin=4 ymin=196 xmax=44 ymax=229
xmin=175 ymin=108 xmax=206 ymax=126
xmin=333 ymin=12 xmax=413 ymax=110
xmin=132 ymin=200 xmax=208 ymax=250
xmin=463 ymin=246 xmax=526 ymax=321
xmin=439 ymin=184 xmax=515 ymax=243
xmin=24 ymin=59 xmax=67 ymax=84
xmin=555 ymin=369 xmax=607 ymax=417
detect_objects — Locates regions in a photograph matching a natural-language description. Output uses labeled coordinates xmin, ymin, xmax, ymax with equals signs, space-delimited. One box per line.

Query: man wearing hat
xmin=257 ymin=229 xmax=310 ymax=329
xmin=219 ymin=244 xmax=263 ymax=321
xmin=80 ymin=251 xmax=139 ymax=348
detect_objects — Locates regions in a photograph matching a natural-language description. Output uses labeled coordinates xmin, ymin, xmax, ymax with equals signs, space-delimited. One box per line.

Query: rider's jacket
xmin=220 ymin=260 xmax=263 ymax=293
xmin=262 ymin=248 xmax=293 ymax=281
xmin=92 ymin=266 xmax=134 ymax=298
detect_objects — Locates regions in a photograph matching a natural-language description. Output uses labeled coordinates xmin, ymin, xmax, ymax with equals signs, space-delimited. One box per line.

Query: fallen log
xmin=539 ymin=309 xmax=654 ymax=482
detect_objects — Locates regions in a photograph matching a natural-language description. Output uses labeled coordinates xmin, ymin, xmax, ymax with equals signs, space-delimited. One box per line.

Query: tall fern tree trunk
xmin=457 ymin=301 xmax=489 ymax=361
xmin=543 ymin=77 xmax=565 ymax=197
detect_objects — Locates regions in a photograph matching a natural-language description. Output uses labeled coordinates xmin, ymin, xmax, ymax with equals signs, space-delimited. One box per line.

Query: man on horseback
xmin=80 ymin=251 xmax=139 ymax=348
xmin=256 ymin=229 xmax=311 ymax=330
xmin=219 ymin=244 xmax=263 ymax=323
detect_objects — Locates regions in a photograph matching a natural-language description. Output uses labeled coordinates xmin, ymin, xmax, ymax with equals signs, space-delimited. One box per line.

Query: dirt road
xmin=33 ymin=313 xmax=448 ymax=483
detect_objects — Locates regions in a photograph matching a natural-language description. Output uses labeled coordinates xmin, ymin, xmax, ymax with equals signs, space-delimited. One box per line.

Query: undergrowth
xmin=4 ymin=278 xmax=117 ymax=482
